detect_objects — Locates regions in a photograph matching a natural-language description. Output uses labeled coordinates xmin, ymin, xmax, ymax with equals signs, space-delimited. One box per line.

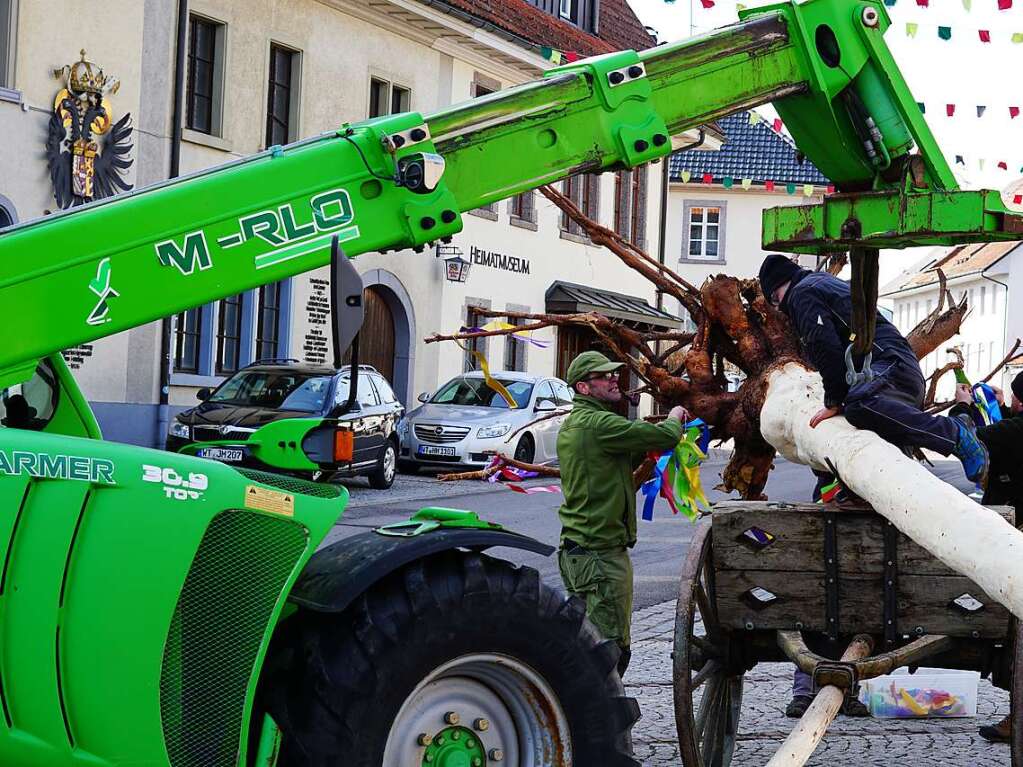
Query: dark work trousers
xmin=842 ymin=358 xmax=960 ymax=456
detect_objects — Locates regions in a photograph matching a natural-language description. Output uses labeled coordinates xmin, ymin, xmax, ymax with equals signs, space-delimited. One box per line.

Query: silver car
xmin=398 ymin=371 xmax=574 ymax=469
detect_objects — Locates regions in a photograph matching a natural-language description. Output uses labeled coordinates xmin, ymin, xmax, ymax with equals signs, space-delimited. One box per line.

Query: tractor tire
xmin=263 ymin=551 xmax=640 ymax=767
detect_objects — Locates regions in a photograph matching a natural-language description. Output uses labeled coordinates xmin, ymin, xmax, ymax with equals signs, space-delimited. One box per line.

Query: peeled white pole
xmin=760 ymin=363 xmax=1023 ymax=621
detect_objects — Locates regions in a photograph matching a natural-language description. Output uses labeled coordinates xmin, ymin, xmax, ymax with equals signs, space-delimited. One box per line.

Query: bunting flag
xmin=1000 ymin=0 xmax=1012 ymax=10
xmin=917 ymin=101 xmax=926 ymax=113
xmin=803 ymin=184 xmax=814 ymax=197
xmin=681 ymin=170 xmax=692 ymax=183
xmin=786 ymin=183 xmax=797 ymax=195
xmin=1014 ymin=32 xmax=1023 ymax=42
xmin=508 ymin=484 xmax=561 ymax=495
xmin=772 ymin=117 xmax=784 ymax=132
xmin=979 ymin=29 xmax=991 ymax=42
xmin=916 ymin=0 xmax=928 ymax=6
xmin=765 ymin=180 xmax=776 ymax=192
xmin=827 ymin=184 xmax=836 ymax=193
xmin=1012 ymin=106 xmax=1020 ymax=118
xmin=937 ymin=25 xmax=952 ymax=40
xmin=977 ymin=105 xmax=987 ymax=118
xmin=1014 ymin=194 xmax=1022 ymax=204
xmin=640 ymin=420 xmax=710 ymax=522
xmin=999 ymin=160 xmax=1009 ymax=170
xmin=963 ymin=0 xmax=972 ymax=9
xmin=702 ymin=172 xmax=713 ymax=184
xmin=676 ymin=174 xmax=829 ymax=194
xmin=748 ymin=112 xmax=763 ymax=125
xmin=946 ymin=103 xmax=956 ymax=117
xmin=700 ymin=0 xmax=715 ymax=8
xmin=741 ymin=178 xmax=753 ymax=190
xmin=906 ymin=22 xmax=919 ymax=37
xmin=540 ymin=46 xmax=581 ymax=64
xmin=722 ymin=176 xmax=734 ymax=188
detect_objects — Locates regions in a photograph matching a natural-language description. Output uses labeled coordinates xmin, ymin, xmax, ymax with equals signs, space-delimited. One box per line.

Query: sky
xmin=625 ymin=0 xmax=1023 ymax=286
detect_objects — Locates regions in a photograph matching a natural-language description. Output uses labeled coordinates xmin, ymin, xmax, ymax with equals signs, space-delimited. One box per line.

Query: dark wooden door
xmin=346 ymin=286 xmax=395 ymax=382
xmin=556 ymin=325 xmax=632 ymax=417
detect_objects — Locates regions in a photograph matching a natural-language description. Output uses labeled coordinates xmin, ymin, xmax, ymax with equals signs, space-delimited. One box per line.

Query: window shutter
xmin=634 ymin=165 xmax=649 ymax=250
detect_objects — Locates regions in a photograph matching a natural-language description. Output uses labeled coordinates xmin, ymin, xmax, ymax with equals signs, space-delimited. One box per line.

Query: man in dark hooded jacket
xmin=758 ymin=254 xmax=989 ymax=485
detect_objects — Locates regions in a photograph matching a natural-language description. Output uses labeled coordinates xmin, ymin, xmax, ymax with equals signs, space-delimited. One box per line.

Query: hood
xmin=779 ymin=267 xmax=813 ymax=313
xmin=410 ymin=402 xmax=525 ymax=425
xmin=177 ymin=402 xmax=318 ymax=429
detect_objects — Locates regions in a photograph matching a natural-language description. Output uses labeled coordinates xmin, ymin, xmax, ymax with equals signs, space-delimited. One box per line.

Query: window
xmin=256 ymin=282 xmax=282 ymax=360
xmin=560 ymin=0 xmax=573 ymax=18
xmin=372 ymin=374 xmax=398 ymax=404
xmin=553 ymin=380 xmax=575 ymax=406
xmin=173 ymin=284 xmax=291 ymax=380
xmin=504 ymin=318 xmax=526 ymax=372
xmin=266 ymin=44 xmax=299 ymax=146
xmin=561 ymin=174 xmax=599 ymax=238
xmin=174 ymin=308 xmax=203 ymax=374
xmin=0 ymin=193 xmax=15 ymax=229
xmin=0 ymin=0 xmax=15 ymax=91
xmin=216 ymin=294 xmax=243 ymax=374
xmin=614 ymin=170 xmax=631 ymax=240
xmin=630 ymin=165 xmax=648 ymax=248
xmin=682 ymin=202 xmax=726 ymax=261
xmin=186 ymin=15 xmax=225 ymax=135
xmin=536 ymin=380 xmax=557 ymax=406
xmin=369 ymin=76 xmax=410 ymax=118
xmin=508 ymin=190 xmax=537 ymax=230
xmin=464 ymin=303 xmax=489 ymax=372
xmin=980 ymin=285 xmax=987 ymax=315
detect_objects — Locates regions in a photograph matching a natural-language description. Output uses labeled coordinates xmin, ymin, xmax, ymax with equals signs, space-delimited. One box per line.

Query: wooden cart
xmin=673 ymin=501 xmax=1023 ymax=766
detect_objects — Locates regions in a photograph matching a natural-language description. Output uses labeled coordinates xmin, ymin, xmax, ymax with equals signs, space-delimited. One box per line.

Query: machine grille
xmin=414 ymin=424 xmax=471 ymax=444
xmin=233 ymin=467 xmax=343 ymax=499
xmin=160 ymin=511 xmax=307 ymax=767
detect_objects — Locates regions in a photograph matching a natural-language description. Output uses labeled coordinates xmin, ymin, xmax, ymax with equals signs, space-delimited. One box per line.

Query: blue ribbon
xmin=973 ymin=383 xmax=1003 ymax=425
xmin=641 ymin=452 xmax=672 ymax=521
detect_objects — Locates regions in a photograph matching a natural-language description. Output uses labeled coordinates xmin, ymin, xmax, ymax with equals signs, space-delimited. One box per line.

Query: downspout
xmin=157 ymin=0 xmax=188 ymax=449
xmin=981 ymin=261 xmax=1011 ymax=386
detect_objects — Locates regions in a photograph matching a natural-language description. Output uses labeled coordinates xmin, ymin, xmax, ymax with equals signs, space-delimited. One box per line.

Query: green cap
xmin=566 ymin=350 xmax=624 ymax=386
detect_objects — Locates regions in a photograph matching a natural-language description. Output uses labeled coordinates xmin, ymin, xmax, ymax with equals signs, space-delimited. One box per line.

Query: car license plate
xmin=197 ymin=447 xmax=244 ymax=462
xmin=418 ymin=445 xmax=456 ymax=457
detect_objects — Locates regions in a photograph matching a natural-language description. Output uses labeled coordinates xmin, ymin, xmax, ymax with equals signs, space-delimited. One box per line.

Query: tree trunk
xmin=761 ymin=362 xmax=1023 ymax=620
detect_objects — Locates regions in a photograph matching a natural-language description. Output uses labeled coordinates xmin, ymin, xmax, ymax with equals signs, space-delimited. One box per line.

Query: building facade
xmin=664 ymin=112 xmax=829 ymax=325
xmin=882 ymin=242 xmax=1022 ymax=401
xmin=0 ymin=0 xmax=687 ymax=447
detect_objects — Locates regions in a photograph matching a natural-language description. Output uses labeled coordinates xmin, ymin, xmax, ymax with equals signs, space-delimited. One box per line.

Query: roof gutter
xmin=416 ymin=0 xmax=556 ymax=63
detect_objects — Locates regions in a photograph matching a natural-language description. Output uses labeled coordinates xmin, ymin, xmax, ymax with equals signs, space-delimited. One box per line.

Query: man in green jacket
xmin=557 ymin=350 xmax=690 ymax=677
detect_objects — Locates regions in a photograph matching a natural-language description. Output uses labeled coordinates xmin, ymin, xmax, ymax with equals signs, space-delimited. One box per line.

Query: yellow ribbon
xmin=453 ymin=339 xmax=518 ymax=408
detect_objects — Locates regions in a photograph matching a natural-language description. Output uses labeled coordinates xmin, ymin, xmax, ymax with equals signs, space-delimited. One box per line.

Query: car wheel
xmin=263 ymin=551 xmax=641 ymax=767
xmin=368 ymin=441 xmax=398 ymax=489
xmin=513 ymin=433 xmax=535 ymax=464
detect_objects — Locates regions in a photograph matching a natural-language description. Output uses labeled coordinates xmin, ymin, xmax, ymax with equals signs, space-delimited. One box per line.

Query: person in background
xmin=952 ymin=371 xmax=1023 ymax=743
xmin=556 ymin=350 xmax=689 ymax=677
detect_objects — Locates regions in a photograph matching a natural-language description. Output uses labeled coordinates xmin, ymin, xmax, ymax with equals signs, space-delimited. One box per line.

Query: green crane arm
xmin=0 ymin=0 xmax=1018 ymax=389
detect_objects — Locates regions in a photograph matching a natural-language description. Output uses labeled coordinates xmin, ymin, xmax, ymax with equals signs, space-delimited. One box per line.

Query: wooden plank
xmin=715 ymin=570 xmax=1009 ymax=638
xmin=712 ymin=502 xmax=1013 ymax=577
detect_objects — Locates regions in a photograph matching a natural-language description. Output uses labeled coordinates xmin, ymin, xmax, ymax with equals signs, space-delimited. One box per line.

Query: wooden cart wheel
xmin=1012 ymin=619 xmax=1023 ymax=765
xmin=673 ymin=518 xmax=744 ymax=767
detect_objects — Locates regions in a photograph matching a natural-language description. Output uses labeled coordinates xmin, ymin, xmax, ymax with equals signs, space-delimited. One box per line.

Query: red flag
xmin=700 ymin=0 xmax=715 ymax=7
xmin=765 ymin=180 xmax=776 ymax=192
xmin=1011 ymin=106 xmax=1020 ymax=118
xmin=1000 ymin=0 xmax=1012 ymax=9
xmin=772 ymin=118 xmax=783 ymax=132
xmin=827 ymin=184 xmax=836 ymax=194
xmin=563 ymin=51 xmax=581 ymax=62
xmin=916 ymin=0 xmax=928 ymax=5
xmin=702 ymin=173 xmax=713 ymax=184
xmin=1014 ymin=194 xmax=1023 ymax=205
xmin=946 ymin=103 xmax=956 ymax=117
xmin=979 ymin=29 xmax=992 ymax=42
xmin=999 ymin=161 xmax=1009 ymax=170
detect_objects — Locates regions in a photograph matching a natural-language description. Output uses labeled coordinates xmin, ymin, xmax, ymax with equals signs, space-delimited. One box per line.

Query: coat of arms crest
xmin=46 ymin=50 xmax=134 ymax=209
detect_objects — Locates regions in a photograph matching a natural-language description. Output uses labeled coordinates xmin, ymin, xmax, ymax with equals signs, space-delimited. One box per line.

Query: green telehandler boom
xmin=0 ymin=1 xmax=1017 ymax=765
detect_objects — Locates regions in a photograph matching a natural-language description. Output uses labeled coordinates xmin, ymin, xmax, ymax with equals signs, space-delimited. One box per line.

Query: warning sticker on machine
xmin=245 ymin=485 xmax=294 ymax=516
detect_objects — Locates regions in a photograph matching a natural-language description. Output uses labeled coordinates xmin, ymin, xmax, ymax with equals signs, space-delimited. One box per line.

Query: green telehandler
xmin=1 ymin=0 xmax=1021 ymax=764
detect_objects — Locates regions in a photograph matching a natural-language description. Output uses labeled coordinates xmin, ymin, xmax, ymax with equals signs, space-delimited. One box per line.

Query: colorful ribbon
xmin=972 ymin=383 xmax=1003 ymax=426
xmin=452 ymin=335 xmax=518 ymax=408
xmin=641 ymin=419 xmax=710 ymax=522
xmin=508 ymin=484 xmax=561 ymax=495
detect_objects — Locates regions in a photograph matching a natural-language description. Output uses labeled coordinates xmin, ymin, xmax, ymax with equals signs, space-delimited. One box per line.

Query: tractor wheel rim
xmin=382 ymin=653 xmax=571 ymax=767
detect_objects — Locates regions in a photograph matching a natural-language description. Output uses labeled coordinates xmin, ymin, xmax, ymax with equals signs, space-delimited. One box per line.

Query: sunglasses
xmin=586 ymin=371 xmax=619 ymax=382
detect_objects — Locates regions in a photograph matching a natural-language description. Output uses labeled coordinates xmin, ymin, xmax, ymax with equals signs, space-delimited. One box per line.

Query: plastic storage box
xmin=857 ymin=667 xmax=980 ymax=718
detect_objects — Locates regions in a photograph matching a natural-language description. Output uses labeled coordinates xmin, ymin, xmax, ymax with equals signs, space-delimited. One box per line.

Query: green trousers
xmin=558 ymin=544 xmax=634 ymax=648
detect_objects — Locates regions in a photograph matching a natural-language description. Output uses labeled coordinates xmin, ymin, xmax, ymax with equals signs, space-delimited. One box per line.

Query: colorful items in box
xmin=640 ymin=419 xmax=710 ymax=522
xmin=865 ymin=683 xmax=968 ymax=717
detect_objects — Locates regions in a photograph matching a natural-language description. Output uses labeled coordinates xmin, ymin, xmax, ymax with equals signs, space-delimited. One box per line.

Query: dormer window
xmin=527 ymin=0 xmax=596 ymax=33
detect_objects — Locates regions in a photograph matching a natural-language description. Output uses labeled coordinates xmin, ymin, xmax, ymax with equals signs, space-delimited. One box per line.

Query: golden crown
xmin=54 ymin=50 xmax=120 ymax=96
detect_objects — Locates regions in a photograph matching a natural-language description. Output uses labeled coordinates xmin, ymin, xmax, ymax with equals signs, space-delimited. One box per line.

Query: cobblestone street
xmin=628 ymin=600 xmax=1012 ymax=766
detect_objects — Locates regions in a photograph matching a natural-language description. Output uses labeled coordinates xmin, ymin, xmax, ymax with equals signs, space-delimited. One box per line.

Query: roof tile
xmin=670 ymin=111 xmax=829 ymax=186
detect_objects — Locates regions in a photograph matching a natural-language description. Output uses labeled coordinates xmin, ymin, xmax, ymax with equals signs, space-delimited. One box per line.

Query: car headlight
xmin=477 ymin=423 xmax=511 ymax=439
xmin=169 ymin=420 xmax=191 ymax=439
